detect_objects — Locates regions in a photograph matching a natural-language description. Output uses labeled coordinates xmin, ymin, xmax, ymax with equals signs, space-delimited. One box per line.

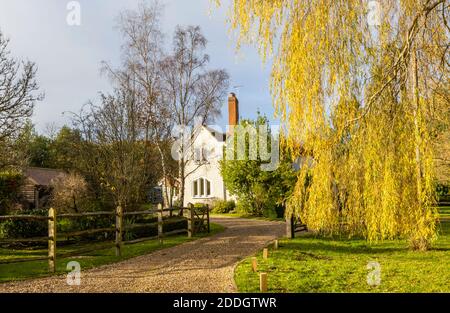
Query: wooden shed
xmin=21 ymin=167 xmax=66 ymax=209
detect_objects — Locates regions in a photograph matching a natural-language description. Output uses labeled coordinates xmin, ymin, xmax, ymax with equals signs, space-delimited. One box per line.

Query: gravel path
xmin=0 ymin=217 xmax=285 ymax=293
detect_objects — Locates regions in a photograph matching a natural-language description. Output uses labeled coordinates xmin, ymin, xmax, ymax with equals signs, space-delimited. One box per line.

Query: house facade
xmin=182 ymin=93 xmax=240 ymax=207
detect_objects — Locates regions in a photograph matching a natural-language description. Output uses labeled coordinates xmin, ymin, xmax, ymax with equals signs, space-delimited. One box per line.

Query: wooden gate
xmin=187 ymin=204 xmax=210 ymax=237
xmin=286 ymin=215 xmax=307 ymax=238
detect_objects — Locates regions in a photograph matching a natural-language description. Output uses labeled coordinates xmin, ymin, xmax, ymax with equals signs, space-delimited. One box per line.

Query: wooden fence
xmin=286 ymin=202 xmax=449 ymax=238
xmin=0 ymin=204 xmax=210 ymax=272
xmin=285 ymin=215 xmax=307 ymax=239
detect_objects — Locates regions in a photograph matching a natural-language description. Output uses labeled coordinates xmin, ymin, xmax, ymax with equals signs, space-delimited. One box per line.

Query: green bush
xmin=0 ymin=171 xmax=24 ymax=214
xmin=0 ymin=209 xmax=47 ymax=239
xmin=123 ymin=215 xmax=188 ymax=241
xmin=0 ymin=208 xmax=189 ymax=246
xmin=236 ymin=198 xmax=260 ymax=216
xmin=211 ymin=200 xmax=236 ymax=214
xmin=57 ymin=214 xmax=115 ymax=241
xmin=173 ymin=199 xmax=182 ymax=208
xmin=437 ymin=183 xmax=450 ymax=202
xmin=437 ymin=183 xmax=449 ymax=196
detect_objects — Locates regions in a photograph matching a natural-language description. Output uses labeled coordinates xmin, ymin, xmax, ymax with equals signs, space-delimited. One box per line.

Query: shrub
xmin=0 ymin=171 xmax=24 ymax=214
xmin=236 ymin=198 xmax=260 ymax=216
xmin=0 ymin=209 xmax=47 ymax=239
xmin=437 ymin=183 xmax=449 ymax=196
xmin=436 ymin=183 xmax=450 ymax=203
xmin=173 ymin=199 xmax=182 ymax=208
xmin=123 ymin=215 xmax=187 ymax=240
xmin=50 ymin=172 xmax=89 ymax=213
xmin=211 ymin=200 xmax=236 ymax=214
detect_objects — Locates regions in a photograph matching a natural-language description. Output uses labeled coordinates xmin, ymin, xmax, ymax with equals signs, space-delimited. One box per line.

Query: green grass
xmin=0 ymin=223 xmax=224 ymax=283
xmin=235 ymin=222 xmax=450 ymax=293
xmin=211 ymin=212 xmax=283 ymax=222
xmin=438 ymin=206 xmax=450 ymax=218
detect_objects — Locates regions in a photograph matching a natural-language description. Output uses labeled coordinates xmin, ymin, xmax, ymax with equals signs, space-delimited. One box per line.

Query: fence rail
xmin=57 ymin=211 xmax=115 ymax=218
xmin=0 ymin=215 xmax=50 ymax=221
xmin=0 ymin=204 xmax=210 ymax=270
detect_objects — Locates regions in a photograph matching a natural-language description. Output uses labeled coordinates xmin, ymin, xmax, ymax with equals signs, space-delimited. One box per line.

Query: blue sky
xmin=0 ymin=0 xmax=276 ymax=134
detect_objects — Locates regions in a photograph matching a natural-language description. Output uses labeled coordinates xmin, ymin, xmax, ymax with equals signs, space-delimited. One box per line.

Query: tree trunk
xmin=178 ymin=156 xmax=185 ymax=214
xmin=411 ymin=50 xmax=423 ymax=203
xmin=72 ymin=193 xmax=78 ymax=213
xmin=156 ymin=141 xmax=170 ymax=208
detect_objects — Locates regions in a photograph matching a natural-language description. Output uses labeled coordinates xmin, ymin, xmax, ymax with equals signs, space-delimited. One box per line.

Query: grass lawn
xmin=211 ymin=212 xmax=283 ymax=222
xmin=235 ymin=220 xmax=450 ymax=292
xmin=0 ymin=223 xmax=224 ymax=283
xmin=438 ymin=206 xmax=450 ymax=219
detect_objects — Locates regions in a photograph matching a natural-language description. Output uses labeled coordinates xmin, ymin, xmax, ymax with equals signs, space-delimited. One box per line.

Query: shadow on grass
xmin=281 ymin=240 xmax=407 ymax=255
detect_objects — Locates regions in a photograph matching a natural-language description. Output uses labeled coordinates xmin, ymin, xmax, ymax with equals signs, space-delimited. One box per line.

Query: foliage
xmin=437 ymin=183 xmax=449 ymax=197
xmin=57 ymin=214 xmax=115 ymax=242
xmin=0 ymin=209 xmax=47 ymax=239
xmin=0 ymin=170 xmax=24 ymax=214
xmin=27 ymin=134 xmax=54 ymax=168
xmin=12 ymin=122 xmax=85 ymax=170
xmin=71 ymin=90 xmax=153 ymax=211
xmin=123 ymin=216 xmax=188 ymax=241
xmin=50 ymin=172 xmax=89 ymax=213
xmin=50 ymin=126 xmax=84 ymax=170
xmin=172 ymin=199 xmax=182 ymax=208
xmin=0 ymin=30 xmax=42 ymax=145
xmin=0 ymin=29 xmax=42 ymax=170
xmin=193 ymin=203 xmax=206 ymax=208
xmin=211 ymin=199 xmax=236 ymax=214
xmin=214 ymin=0 xmax=449 ymax=249
xmin=220 ymin=114 xmax=296 ymax=217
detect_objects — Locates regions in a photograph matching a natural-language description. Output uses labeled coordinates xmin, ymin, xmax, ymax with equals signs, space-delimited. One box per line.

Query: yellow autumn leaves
xmin=214 ymin=0 xmax=448 ymax=249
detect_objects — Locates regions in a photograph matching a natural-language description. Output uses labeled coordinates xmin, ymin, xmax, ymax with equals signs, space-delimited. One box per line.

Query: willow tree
xmin=214 ymin=0 xmax=449 ymax=249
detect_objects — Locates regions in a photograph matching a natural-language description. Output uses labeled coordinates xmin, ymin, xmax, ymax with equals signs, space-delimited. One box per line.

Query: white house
xmin=181 ymin=93 xmax=240 ymax=207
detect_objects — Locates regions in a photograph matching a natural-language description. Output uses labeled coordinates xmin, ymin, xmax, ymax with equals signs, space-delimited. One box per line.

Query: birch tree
xmin=111 ymin=1 xmax=176 ymax=207
xmin=161 ymin=25 xmax=229 ymax=206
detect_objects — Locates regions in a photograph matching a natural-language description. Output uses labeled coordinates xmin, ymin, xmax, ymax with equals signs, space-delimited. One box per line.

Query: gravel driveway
xmin=0 ymin=217 xmax=285 ymax=293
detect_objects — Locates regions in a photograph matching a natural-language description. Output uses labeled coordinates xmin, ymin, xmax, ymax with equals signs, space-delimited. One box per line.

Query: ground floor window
xmin=193 ymin=178 xmax=211 ymax=197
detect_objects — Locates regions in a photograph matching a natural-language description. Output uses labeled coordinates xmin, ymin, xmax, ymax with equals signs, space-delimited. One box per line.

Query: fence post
xmin=158 ymin=203 xmax=163 ymax=245
xmin=206 ymin=204 xmax=210 ymax=233
xmin=48 ymin=207 xmax=56 ymax=273
xmin=260 ymin=272 xmax=268 ymax=292
xmin=286 ymin=214 xmax=295 ymax=239
xmin=251 ymin=257 xmax=258 ymax=272
xmin=188 ymin=203 xmax=194 ymax=238
xmin=263 ymin=248 xmax=269 ymax=259
xmin=115 ymin=206 xmax=123 ymax=257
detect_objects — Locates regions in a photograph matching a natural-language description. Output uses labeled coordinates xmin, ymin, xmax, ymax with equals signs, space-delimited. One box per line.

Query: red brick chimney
xmin=228 ymin=93 xmax=239 ymax=126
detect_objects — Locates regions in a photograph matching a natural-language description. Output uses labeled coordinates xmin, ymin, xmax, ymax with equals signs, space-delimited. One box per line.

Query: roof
xmin=24 ymin=167 xmax=66 ymax=186
xmin=204 ymin=126 xmax=226 ymax=142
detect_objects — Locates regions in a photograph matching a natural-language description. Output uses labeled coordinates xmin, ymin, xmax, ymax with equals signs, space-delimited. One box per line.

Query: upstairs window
xmin=194 ymin=145 xmax=213 ymax=164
